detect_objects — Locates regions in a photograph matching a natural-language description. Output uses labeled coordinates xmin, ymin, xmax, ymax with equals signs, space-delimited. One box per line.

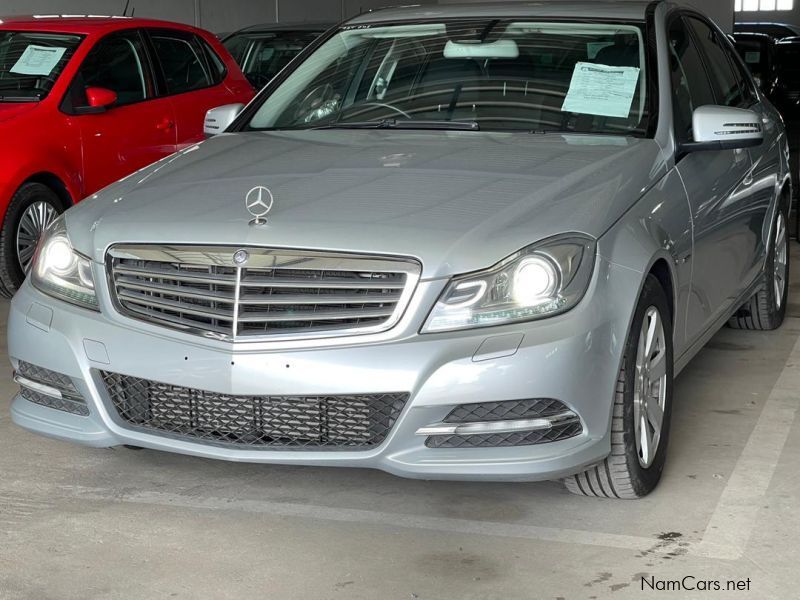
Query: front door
xmin=668 ymin=14 xmax=765 ymax=336
xmin=70 ymin=29 xmax=177 ymax=195
xmin=147 ymin=29 xmax=234 ymax=150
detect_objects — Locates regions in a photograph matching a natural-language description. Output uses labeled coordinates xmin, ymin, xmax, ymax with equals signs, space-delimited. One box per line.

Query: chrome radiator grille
xmin=107 ymin=246 xmax=420 ymax=341
xmin=100 ymin=371 xmax=409 ymax=449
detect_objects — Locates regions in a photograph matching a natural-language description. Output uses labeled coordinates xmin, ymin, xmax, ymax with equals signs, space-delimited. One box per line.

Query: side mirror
xmin=204 ymin=103 xmax=245 ymax=137
xmin=75 ymin=87 xmax=118 ymax=114
xmin=681 ymin=105 xmax=764 ymax=153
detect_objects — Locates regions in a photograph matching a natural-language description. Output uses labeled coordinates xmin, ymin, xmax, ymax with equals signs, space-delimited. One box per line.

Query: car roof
xmin=233 ymin=22 xmax=334 ymax=34
xmin=347 ymin=1 xmax=656 ymax=25
xmin=0 ymin=14 xmax=202 ymax=35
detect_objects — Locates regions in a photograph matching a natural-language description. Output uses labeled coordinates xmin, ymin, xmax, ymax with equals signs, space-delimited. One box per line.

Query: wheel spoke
xmin=649 ymin=349 xmax=667 ymax=381
xmin=639 ymin=413 xmax=652 ymax=465
xmin=647 ymin=398 xmax=664 ymax=432
xmin=644 ymin=310 xmax=658 ymax=357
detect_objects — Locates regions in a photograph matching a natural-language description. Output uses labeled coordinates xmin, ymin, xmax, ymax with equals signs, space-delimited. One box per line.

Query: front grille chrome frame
xmin=106 ymin=245 xmax=422 ymax=343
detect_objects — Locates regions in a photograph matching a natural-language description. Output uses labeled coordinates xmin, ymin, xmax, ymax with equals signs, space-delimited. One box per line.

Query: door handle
xmin=156 ymin=118 xmax=175 ymax=131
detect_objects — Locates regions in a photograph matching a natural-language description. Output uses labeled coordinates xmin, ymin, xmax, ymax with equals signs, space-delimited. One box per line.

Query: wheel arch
xmin=24 ymin=173 xmax=75 ymax=212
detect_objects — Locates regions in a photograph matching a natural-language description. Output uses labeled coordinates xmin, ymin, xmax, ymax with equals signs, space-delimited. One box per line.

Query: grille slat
xmin=117 ymin=277 xmax=237 ymax=303
xmin=118 ymin=290 xmax=235 ymax=322
xmin=115 ymin=264 xmax=238 ymax=285
xmin=101 ymin=371 xmax=409 ymax=450
xmin=237 ymin=292 xmax=403 ymax=306
xmin=108 ymin=246 xmax=420 ymax=341
xmin=238 ymin=277 xmax=407 ymax=290
xmin=237 ymin=307 xmax=395 ymax=324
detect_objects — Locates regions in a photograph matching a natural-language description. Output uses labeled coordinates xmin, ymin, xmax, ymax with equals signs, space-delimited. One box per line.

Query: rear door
xmin=146 ymin=28 xmax=234 ymax=149
xmin=668 ymin=14 xmax=759 ymax=336
xmin=67 ymin=29 xmax=177 ymax=195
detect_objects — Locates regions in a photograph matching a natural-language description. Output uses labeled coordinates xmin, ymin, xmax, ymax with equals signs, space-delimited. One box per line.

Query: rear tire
xmin=564 ymin=275 xmax=674 ymax=499
xmin=728 ymin=206 xmax=789 ymax=331
xmin=0 ymin=183 xmax=64 ymax=298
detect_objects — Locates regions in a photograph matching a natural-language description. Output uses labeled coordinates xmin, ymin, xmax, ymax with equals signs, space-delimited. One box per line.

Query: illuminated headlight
xmin=422 ymin=235 xmax=596 ymax=333
xmin=31 ymin=216 xmax=98 ymax=311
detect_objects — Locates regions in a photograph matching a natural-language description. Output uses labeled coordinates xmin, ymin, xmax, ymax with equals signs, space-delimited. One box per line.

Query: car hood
xmin=0 ymin=101 xmax=39 ymax=124
xmin=68 ymin=130 xmax=667 ymax=278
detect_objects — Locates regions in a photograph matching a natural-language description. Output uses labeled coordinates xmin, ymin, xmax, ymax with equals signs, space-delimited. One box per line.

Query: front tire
xmin=564 ymin=275 xmax=674 ymax=499
xmin=728 ymin=206 xmax=789 ymax=331
xmin=0 ymin=183 xmax=63 ymax=298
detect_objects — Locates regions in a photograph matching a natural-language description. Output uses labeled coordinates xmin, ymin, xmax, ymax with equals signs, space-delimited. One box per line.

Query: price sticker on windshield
xmin=562 ymin=62 xmax=640 ymax=119
xmin=10 ymin=45 xmax=67 ymax=76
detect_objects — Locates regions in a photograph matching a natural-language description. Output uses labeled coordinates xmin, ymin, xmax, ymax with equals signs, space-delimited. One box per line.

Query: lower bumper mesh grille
xmin=425 ymin=399 xmax=583 ymax=449
xmin=100 ymin=371 xmax=408 ymax=450
xmin=16 ymin=362 xmax=89 ymax=416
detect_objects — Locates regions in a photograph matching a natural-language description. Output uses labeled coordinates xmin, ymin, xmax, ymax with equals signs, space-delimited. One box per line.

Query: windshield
xmin=245 ymin=20 xmax=651 ymax=135
xmin=0 ymin=31 xmax=83 ymax=101
xmin=224 ymin=31 xmax=322 ymax=89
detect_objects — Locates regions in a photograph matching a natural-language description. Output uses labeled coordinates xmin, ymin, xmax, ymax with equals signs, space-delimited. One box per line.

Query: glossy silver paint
xmin=7 ymin=2 xmax=792 ymax=481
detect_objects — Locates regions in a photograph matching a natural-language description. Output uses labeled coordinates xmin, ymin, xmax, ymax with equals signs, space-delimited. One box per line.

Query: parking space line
xmin=65 ymin=484 xmax=666 ymax=554
xmin=692 ymin=333 xmax=800 ymax=560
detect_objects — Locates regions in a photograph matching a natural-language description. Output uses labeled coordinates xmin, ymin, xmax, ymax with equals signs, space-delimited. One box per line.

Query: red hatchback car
xmin=0 ymin=15 xmax=254 ymax=296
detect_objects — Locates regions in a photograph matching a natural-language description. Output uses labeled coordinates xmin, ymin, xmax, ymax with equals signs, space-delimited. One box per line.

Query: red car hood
xmin=0 ymin=102 xmax=38 ymax=124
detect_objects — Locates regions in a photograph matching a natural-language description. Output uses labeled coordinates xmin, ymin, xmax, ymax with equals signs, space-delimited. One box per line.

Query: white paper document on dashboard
xmin=562 ymin=62 xmax=640 ymax=119
xmin=10 ymin=45 xmax=67 ymax=76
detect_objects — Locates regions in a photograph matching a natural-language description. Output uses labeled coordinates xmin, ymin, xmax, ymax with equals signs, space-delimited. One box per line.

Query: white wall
xmin=735 ymin=6 xmax=800 ymax=27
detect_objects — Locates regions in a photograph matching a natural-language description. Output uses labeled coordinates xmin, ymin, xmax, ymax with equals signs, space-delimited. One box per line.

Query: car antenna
xmin=122 ymin=0 xmax=130 ymax=16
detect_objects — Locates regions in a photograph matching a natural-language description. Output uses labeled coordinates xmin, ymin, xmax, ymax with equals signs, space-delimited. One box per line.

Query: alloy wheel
xmin=16 ymin=201 xmax=58 ymax=273
xmin=774 ymin=212 xmax=788 ymax=310
xmin=633 ymin=306 xmax=668 ymax=469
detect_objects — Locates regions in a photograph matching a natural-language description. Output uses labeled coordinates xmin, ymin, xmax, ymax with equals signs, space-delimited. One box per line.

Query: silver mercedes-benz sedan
xmin=8 ymin=1 xmax=791 ymax=498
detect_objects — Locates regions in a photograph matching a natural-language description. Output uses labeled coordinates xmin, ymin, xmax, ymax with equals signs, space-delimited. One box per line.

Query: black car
xmin=734 ymin=32 xmax=779 ymax=96
xmin=734 ymin=21 xmax=800 ymax=39
xmin=222 ymin=22 xmax=332 ymax=89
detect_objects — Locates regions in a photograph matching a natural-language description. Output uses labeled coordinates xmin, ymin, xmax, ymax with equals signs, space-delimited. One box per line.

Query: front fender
xmin=597 ymin=168 xmax=692 ymax=358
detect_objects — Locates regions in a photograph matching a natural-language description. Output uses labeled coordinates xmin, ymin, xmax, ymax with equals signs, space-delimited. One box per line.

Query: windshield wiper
xmin=0 ymin=95 xmax=40 ymax=103
xmin=313 ymin=119 xmax=480 ymax=131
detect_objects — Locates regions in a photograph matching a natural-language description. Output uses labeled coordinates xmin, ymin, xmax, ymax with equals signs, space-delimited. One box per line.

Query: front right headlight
xmin=31 ymin=216 xmax=99 ymax=311
xmin=422 ymin=235 xmax=596 ymax=333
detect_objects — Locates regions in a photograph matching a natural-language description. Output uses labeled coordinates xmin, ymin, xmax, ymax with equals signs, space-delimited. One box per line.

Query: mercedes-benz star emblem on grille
xmin=245 ymin=186 xmax=274 ymax=225
xmin=233 ymin=249 xmax=249 ymax=266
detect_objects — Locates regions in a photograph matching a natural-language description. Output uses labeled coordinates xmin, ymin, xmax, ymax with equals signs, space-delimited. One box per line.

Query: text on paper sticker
xmin=10 ymin=45 xmax=67 ymax=76
xmin=562 ymin=62 xmax=641 ymax=119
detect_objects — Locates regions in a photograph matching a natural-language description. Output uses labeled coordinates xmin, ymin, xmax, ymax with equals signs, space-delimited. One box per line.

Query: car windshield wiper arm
xmin=0 ymin=95 xmax=40 ymax=102
xmin=313 ymin=119 xmax=480 ymax=131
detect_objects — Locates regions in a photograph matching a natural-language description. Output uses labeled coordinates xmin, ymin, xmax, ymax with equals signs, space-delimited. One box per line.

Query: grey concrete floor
xmin=3 ymin=251 xmax=800 ymax=600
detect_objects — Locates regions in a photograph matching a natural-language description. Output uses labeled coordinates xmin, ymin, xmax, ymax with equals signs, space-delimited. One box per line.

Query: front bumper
xmin=8 ymin=258 xmax=639 ymax=481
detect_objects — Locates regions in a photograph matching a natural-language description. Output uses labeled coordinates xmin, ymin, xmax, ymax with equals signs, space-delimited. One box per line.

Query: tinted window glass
xmin=687 ymin=17 xmax=747 ymax=107
xmin=151 ymin=30 xmax=212 ymax=94
xmin=224 ymin=32 xmax=320 ymax=89
xmin=668 ymin=17 xmax=716 ymax=143
xmin=199 ymin=37 xmax=226 ymax=84
xmin=77 ymin=31 xmax=148 ymax=106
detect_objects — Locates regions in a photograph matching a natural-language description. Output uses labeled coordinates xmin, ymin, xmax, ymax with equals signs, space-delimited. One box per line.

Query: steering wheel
xmin=359 ymin=102 xmax=412 ymax=119
xmin=294 ymin=83 xmax=336 ymax=122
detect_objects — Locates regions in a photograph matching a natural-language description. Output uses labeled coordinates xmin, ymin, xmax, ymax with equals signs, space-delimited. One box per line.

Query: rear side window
xmin=149 ymin=29 xmax=219 ymax=95
xmin=687 ymin=17 xmax=752 ymax=108
xmin=75 ymin=30 xmax=150 ymax=106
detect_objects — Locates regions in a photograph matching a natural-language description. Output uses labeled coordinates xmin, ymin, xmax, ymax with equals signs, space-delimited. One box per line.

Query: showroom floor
xmin=2 ymin=250 xmax=800 ymax=600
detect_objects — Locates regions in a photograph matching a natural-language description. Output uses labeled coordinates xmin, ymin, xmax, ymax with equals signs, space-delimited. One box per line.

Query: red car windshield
xmin=0 ymin=31 xmax=83 ymax=102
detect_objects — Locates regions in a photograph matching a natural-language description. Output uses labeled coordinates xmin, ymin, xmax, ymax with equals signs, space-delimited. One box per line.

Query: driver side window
xmin=74 ymin=30 xmax=150 ymax=107
xmin=668 ymin=16 xmax=715 ymax=144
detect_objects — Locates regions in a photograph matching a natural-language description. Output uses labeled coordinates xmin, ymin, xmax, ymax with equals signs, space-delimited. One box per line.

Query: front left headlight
xmin=31 ymin=216 xmax=98 ymax=311
xmin=422 ymin=235 xmax=596 ymax=333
